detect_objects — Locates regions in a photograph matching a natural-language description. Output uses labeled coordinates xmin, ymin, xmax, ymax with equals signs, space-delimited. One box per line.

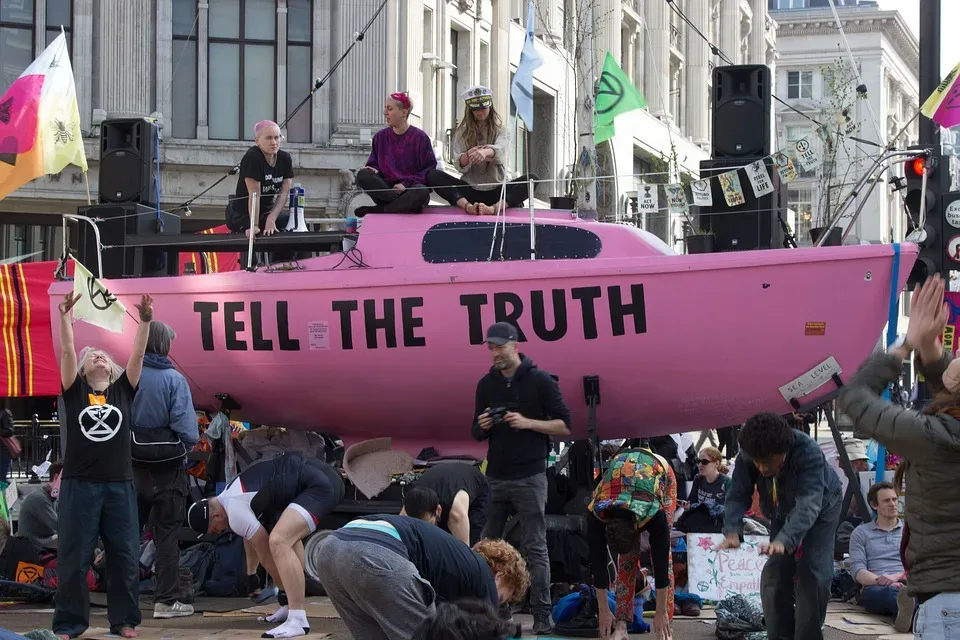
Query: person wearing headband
xmin=185 ymin=452 xmax=344 ymax=639
xmin=427 ymin=85 xmax=534 ymax=216
xmin=355 ymin=91 xmax=437 ymax=216
xmin=226 ymin=120 xmax=294 ymax=238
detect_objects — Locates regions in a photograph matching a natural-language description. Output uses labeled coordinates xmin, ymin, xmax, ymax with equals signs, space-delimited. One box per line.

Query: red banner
xmin=0 ymin=261 xmax=62 ymax=397
xmin=177 ymin=225 xmax=241 ymax=275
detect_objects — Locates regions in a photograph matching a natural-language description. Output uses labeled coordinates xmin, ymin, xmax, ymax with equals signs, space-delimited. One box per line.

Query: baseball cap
xmin=485 ymin=322 xmax=518 ymax=345
xmin=187 ymin=499 xmax=210 ymax=536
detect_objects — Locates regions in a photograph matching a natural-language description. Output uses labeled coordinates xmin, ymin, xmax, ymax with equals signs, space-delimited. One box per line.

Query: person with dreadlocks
xmin=838 ymin=273 xmax=960 ymax=637
xmin=586 ymin=447 xmax=677 ymax=640
xmin=427 ymin=85 xmax=534 ymax=215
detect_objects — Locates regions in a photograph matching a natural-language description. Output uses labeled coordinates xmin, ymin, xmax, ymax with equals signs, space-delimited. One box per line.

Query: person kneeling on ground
xmin=719 ymin=412 xmax=842 ymax=640
xmin=312 ymin=513 xmax=529 ymax=639
xmin=186 ymin=452 xmax=344 ymax=638
xmin=587 ymin=448 xmax=678 ymax=640
xmin=401 ymin=461 xmax=490 ymax=545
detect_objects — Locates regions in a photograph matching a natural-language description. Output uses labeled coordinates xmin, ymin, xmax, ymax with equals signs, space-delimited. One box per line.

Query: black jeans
xmin=356 ymin=170 xmax=431 ymax=213
xmin=482 ymin=473 xmax=551 ymax=620
xmin=53 ymin=478 xmax=141 ymax=638
xmin=135 ymin=464 xmax=188 ymax=605
xmin=760 ymin=494 xmax=842 ymax=640
xmin=426 ymin=169 xmax=533 ymax=209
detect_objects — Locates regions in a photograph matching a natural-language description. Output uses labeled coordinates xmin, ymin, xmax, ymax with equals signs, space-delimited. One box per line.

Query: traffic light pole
xmin=919 ymin=0 xmax=941 ymax=146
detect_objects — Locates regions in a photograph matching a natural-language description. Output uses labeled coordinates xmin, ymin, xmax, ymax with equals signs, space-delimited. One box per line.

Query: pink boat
xmin=49 ymin=208 xmax=917 ymax=456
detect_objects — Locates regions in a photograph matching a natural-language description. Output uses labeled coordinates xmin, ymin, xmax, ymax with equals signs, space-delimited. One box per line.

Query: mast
xmin=574 ymin=0 xmax=599 ymax=219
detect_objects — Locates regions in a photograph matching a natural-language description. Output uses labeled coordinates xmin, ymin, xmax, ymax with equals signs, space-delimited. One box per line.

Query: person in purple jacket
xmin=355 ymin=91 xmax=437 ymax=215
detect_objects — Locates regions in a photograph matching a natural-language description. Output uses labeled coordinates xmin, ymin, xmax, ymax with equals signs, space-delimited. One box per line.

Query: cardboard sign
xmin=687 ymin=534 xmax=769 ymax=602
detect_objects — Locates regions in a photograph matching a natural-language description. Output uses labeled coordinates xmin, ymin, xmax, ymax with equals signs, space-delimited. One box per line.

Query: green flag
xmin=594 ymin=51 xmax=647 ymax=144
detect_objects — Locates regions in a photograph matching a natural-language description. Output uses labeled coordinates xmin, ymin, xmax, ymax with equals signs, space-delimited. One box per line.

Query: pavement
xmin=0 ymin=599 xmax=904 ymax=639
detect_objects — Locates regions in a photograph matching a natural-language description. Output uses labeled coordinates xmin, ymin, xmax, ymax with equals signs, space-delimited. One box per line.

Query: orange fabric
xmin=0 ymin=262 xmax=60 ymax=397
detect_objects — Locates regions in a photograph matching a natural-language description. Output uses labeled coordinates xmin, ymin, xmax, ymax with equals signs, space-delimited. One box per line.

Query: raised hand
xmin=906 ymin=274 xmax=949 ymax=351
xmin=58 ymin=292 xmax=82 ymax=315
xmin=135 ymin=294 xmax=154 ymax=323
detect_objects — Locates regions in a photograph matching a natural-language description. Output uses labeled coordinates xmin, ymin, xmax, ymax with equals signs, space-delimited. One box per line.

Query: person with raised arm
xmin=52 ymin=292 xmax=154 ymax=640
xmin=225 ymin=120 xmax=293 ymax=238
xmin=427 ymin=85 xmax=533 ymax=215
xmin=354 ymin=91 xmax=437 ymax=215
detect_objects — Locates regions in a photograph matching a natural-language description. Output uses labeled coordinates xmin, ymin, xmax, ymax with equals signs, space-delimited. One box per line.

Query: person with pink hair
xmin=225 ymin=120 xmax=294 ymax=238
xmin=355 ymin=92 xmax=437 ymax=215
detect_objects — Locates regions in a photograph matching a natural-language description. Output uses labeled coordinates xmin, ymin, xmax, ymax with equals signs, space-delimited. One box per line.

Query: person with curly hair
xmin=586 ymin=448 xmax=677 ymax=640
xmin=413 ymin=599 xmax=519 ymax=640
xmin=310 ymin=514 xmax=529 ymax=640
xmin=718 ymin=412 xmax=842 ymax=640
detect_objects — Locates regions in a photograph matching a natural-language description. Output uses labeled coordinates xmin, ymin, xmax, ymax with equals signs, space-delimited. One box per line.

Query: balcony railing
xmin=6 ymin=417 xmax=61 ymax=480
xmin=670 ymin=24 xmax=682 ymax=50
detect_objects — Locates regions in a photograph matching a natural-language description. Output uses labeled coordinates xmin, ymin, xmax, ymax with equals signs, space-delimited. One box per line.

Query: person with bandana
xmin=355 ymin=91 xmax=437 ymax=215
xmin=426 ymin=85 xmax=534 ymax=215
xmin=586 ymin=448 xmax=677 ymax=640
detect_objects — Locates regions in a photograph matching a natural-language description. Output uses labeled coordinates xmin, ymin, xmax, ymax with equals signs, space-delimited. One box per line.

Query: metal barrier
xmin=7 ymin=416 xmax=60 ymax=479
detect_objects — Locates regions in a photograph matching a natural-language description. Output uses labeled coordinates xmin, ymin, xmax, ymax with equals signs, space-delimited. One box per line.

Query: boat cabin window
xmin=421 ymin=221 xmax=602 ymax=264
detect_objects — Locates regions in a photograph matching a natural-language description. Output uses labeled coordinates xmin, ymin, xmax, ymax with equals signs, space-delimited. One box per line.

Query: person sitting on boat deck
xmin=225 ymin=120 xmax=293 ymax=238
xmin=186 ymin=452 xmax=344 ymax=638
xmin=354 ymin=91 xmax=436 ymax=216
xmin=311 ymin=514 xmax=530 ymax=640
xmin=426 ymin=85 xmax=534 ymax=215
xmin=401 ymin=462 xmax=490 ymax=545
xmin=587 ymin=447 xmax=677 ymax=640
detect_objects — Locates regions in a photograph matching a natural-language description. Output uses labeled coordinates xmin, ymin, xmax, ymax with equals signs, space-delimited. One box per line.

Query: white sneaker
xmin=153 ymin=601 xmax=195 ymax=618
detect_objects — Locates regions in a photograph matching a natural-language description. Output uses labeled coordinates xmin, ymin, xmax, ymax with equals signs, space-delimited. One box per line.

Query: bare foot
xmin=118 ymin=627 xmax=139 ymax=638
xmin=493 ymin=200 xmax=509 ymax=215
xmin=464 ymin=203 xmax=480 ymax=215
xmin=477 ymin=203 xmax=496 ymax=216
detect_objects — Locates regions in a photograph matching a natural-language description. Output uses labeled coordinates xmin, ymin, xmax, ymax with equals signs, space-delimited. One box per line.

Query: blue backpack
xmin=203 ymin=533 xmax=247 ymax=597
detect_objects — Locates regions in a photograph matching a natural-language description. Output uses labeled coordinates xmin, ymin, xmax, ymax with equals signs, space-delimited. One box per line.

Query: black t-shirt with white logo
xmin=61 ymin=372 xmax=136 ymax=482
xmin=230 ymin=146 xmax=294 ymax=218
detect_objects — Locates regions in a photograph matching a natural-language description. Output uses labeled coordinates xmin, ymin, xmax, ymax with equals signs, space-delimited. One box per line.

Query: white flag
xmin=772 ymin=151 xmax=798 ymax=183
xmin=746 ymin=160 xmax=774 ymax=198
xmin=664 ymin=184 xmax=687 ymax=214
xmin=718 ymin=170 xmax=746 ymax=207
xmin=72 ymin=258 xmax=127 ymax=333
xmin=794 ymin=138 xmax=822 ymax=171
xmin=690 ymin=179 xmax=712 ymax=206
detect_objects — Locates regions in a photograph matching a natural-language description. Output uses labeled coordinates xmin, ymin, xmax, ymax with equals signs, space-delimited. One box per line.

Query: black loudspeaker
xmin=712 ymin=65 xmax=772 ymax=158
xmin=696 ymin=157 xmax=786 ymax=252
xmin=72 ymin=203 xmax=181 ymax=279
xmin=99 ymin=118 xmax=160 ymax=206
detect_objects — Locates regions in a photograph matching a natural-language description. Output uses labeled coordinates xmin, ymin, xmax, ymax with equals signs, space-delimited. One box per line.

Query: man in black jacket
xmin=472 ymin=322 xmax=572 ymax=635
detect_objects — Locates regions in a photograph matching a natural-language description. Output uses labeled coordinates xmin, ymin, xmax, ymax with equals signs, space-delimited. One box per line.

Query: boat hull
xmin=49 ymin=240 xmax=916 ymax=455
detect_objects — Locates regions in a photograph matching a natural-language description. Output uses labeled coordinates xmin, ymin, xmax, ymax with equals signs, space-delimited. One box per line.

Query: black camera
xmin=488 ymin=407 xmax=510 ymax=426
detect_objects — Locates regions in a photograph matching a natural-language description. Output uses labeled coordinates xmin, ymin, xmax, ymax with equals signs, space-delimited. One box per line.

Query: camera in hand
xmin=487 ymin=406 xmax=513 ymax=426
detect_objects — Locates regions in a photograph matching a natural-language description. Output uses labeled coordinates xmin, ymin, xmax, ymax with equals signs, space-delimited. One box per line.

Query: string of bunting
xmin=633 ymin=134 xmax=825 ymax=217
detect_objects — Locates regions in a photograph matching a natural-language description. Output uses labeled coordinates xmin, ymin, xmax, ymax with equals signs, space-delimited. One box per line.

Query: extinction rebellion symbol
xmin=596 ymin=71 xmax=625 ymax=115
xmin=87 ymin=276 xmax=119 ymax=311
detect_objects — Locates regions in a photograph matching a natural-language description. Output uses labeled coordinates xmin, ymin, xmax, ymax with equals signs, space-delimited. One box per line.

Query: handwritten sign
xmin=687 ymin=534 xmax=769 ymax=603
xmin=778 ymin=356 xmax=842 ymax=402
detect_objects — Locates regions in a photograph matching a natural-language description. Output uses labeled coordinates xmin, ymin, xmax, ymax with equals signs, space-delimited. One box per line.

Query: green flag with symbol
xmin=594 ymin=51 xmax=647 ymax=144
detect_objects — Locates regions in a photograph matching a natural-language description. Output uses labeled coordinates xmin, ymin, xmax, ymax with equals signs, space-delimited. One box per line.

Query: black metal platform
xmin=120 ymin=230 xmax=347 ymax=254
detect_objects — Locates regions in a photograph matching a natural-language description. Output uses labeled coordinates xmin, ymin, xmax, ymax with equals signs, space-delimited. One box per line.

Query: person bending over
xmin=355 ymin=91 xmax=436 ymax=215
xmin=225 ymin=120 xmax=293 ymax=238
xmin=186 ymin=452 xmax=344 ymax=638
xmin=402 ymin=462 xmax=490 ymax=545
xmin=427 ymin=85 xmax=533 ymax=215
xmin=719 ymin=413 xmax=842 ymax=640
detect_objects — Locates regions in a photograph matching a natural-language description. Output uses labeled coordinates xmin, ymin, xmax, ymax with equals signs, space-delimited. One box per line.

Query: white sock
xmin=262 ymin=610 xmax=309 ymax=638
xmin=259 ymin=605 xmax=288 ymax=623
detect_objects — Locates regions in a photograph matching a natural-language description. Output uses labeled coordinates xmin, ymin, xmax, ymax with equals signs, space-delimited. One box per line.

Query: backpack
xmin=203 ymin=532 xmax=247 ymax=597
xmin=178 ymin=542 xmax=216 ymax=595
xmin=131 ymin=426 xmax=187 ymax=467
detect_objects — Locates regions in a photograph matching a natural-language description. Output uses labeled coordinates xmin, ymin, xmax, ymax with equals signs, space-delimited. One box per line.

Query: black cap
xmin=485 ymin=322 xmax=518 ymax=345
xmin=187 ymin=499 xmax=210 ymax=536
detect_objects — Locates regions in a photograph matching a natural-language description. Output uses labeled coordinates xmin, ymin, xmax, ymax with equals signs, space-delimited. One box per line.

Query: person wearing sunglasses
xmin=689 ymin=447 xmax=731 ymax=507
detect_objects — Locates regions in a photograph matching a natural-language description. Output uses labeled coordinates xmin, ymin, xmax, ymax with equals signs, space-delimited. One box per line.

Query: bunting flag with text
xmin=0 ymin=263 xmax=61 ymax=397
xmin=921 ymin=60 xmax=960 ymax=129
xmin=595 ymin=52 xmax=647 ymax=144
xmin=0 ymin=32 xmax=87 ymax=201
xmin=71 ymin=258 xmax=127 ymax=333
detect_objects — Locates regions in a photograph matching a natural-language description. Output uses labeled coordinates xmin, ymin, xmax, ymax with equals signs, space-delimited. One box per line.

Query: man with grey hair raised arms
xmin=132 ymin=321 xmax=199 ymax=619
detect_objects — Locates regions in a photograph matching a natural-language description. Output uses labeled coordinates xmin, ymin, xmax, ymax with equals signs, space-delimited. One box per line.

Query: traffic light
xmin=904 ymin=144 xmax=950 ymax=289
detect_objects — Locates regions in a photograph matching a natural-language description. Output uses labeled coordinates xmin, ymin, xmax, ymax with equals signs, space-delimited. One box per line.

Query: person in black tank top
xmin=52 ymin=292 xmax=155 ymax=640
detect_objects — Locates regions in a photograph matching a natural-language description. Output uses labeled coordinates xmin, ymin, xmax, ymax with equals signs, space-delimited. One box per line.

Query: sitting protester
xmin=17 ymin=463 xmax=62 ymax=551
xmin=402 ymin=462 xmax=490 ymax=545
xmin=186 ymin=452 xmax=344 ymax=638
xmin=427 ymin=86 xmax=533 ymax=215
xmin=313 ymin=514 xmax=529 ymax=640
xmin=848 ymin=482 xmax=912 ymax=630
xmin=689 ymin=447 xmax=731 ymax=507
xmin=225 ymin=120 xmax=293 ymax=238
xmin=355 ymin=91 xmax=436 ymax=215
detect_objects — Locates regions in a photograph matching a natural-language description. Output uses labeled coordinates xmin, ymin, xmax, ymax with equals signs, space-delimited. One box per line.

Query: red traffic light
xmin=907 ymin=157 xmax=926 ymax=177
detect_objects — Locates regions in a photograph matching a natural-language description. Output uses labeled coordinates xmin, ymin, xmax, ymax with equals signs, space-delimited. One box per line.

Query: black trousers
xmin=426 ymin=169 xmax=533 ymax=209
xmin=135 ymin=465 xmax=189 ymax=605
xmin=356 ymin=170 xmax=431 ymax=213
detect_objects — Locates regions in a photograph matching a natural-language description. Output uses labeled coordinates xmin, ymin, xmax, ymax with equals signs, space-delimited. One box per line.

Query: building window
xmin=789 ymin=188 xmax=814 ymax=245
xmin=44 ymin=0 xmax=71 ymax=55
xmin=171 ymin=0 xmax=198 ymax=139
xmin=286 ymin=0 xmax=312 ymax=143
xmin=769 ymin=0 xmax=808 ymax=8
xmin=0 ymin=0 xmax=34 ymax=94
xmin=787 ymin=70 xmax=813 ymax=99
xmin=208 ymin=0 xmax=278 ymax=141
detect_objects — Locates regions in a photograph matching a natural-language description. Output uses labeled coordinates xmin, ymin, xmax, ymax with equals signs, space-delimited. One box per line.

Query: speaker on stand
xmin=711 ymin=65 xmax=772 ymax=159
xmin=99 ymin=118 xmax=160 ymax=206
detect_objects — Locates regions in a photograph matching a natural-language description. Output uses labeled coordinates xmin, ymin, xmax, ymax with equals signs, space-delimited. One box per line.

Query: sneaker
xmin=154 ymin=601 xmax=195 ymax=619
xmin=532 ymin=616 xmax=554 ymax=635
xmin=894 ymin=588 xmax=915 ymax=633
xmin=680 ymin=601 xmax=702 ymax=617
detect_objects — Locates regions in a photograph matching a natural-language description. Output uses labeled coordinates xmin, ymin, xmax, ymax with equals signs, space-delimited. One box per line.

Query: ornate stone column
xmin=720 ymin=0 xmax=739 ymax=66
xmin=93 ymin=0 xmax=154 ymax=119
xmin=644 ymin=0 xmax=670 ymax=118
xmin=196 ymin=1 xmax=209 ymax=139
xmin=155 ymin=0 xmax=173 ymax=128
xmin=276 ymin=1 xmax=288 ymax=124
xmin=684 ymin=0 xmax=709 ymax=146
xmin=750 ymin=0 xmax=766 ymax=65
xmin=596 ymin=0 xmax=621 ymax=66
xmin=74 ymin=0 xmax=94 ymax=133
xmin=490 ymin=0 xmax=509 ymax=119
